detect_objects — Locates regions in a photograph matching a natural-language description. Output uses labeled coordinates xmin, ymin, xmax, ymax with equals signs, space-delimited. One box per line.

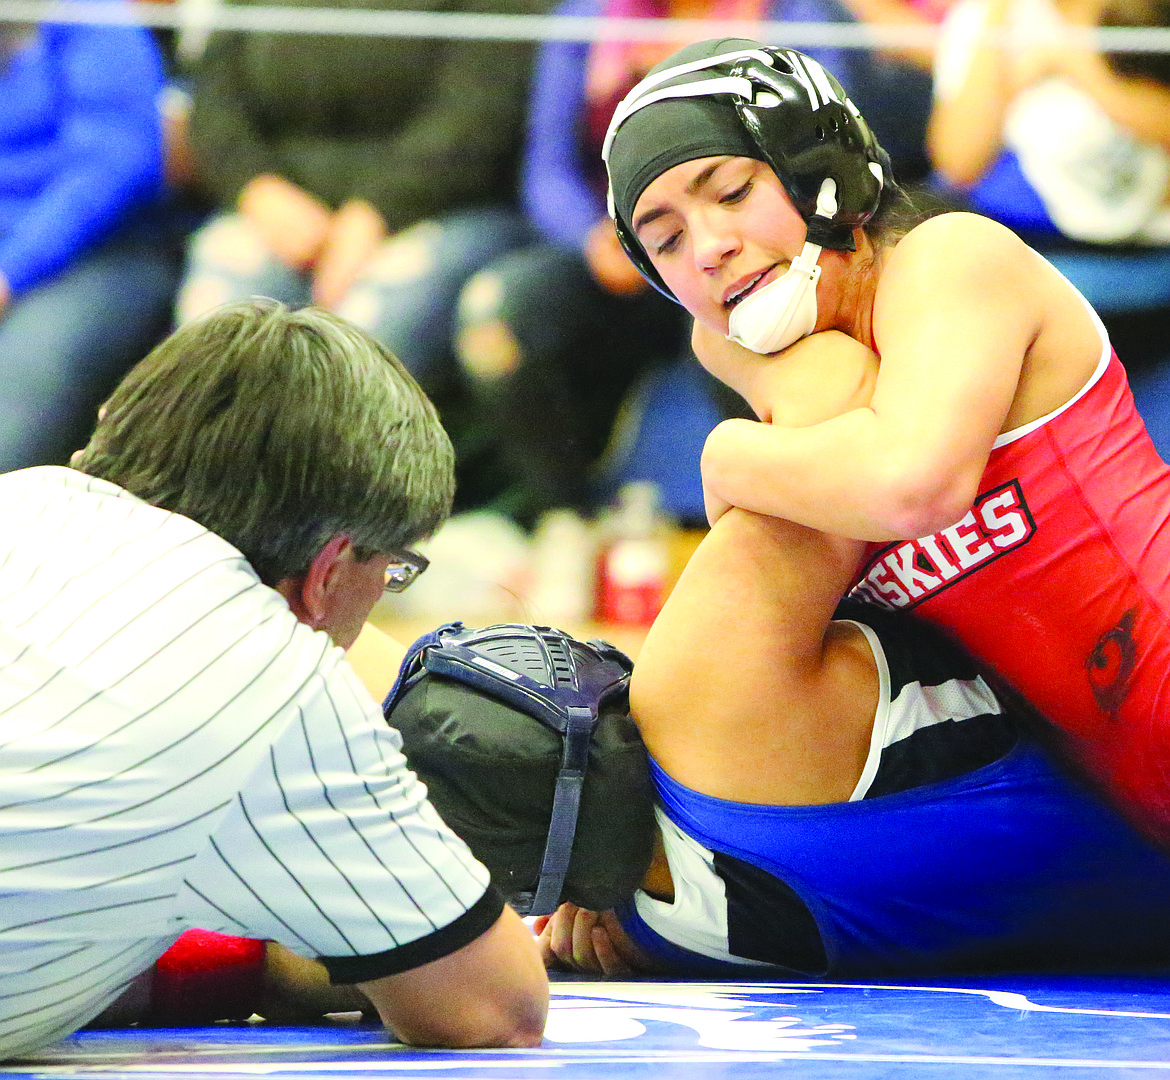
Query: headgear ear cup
xmin=731 ymin=50 xmax=888 ymax=250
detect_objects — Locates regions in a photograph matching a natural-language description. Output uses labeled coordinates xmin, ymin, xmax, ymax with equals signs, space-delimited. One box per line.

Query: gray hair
xmin=74 ymin=300 xmax=455 ymax=584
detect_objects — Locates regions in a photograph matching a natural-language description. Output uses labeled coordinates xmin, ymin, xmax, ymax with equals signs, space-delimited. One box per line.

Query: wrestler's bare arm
xmin=696 ymin=214 xmax=1072 ymax=542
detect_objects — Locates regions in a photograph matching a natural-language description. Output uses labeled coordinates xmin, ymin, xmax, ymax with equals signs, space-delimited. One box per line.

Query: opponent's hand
xmin=238 ymin=174 xmax=333 ymax=271
xmin=535 ymin=903 xmax=646 ymax=976
xmin=585 ymin=219 xmax=649 ymax=297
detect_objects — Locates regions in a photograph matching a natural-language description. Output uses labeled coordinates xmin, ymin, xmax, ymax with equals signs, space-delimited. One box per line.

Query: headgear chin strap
xmin=726 ymin=178 xmax=837 ymax=353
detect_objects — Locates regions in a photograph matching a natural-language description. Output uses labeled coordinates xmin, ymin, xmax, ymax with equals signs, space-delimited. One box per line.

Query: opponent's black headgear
xmin=384 ymin=623 xmax=656 ymax=916
xmin=603 ymin=38 xmax=891 ymax=299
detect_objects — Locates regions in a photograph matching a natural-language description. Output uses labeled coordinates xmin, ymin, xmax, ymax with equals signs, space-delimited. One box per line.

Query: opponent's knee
xmin=176 ymin=216 xmax=273 ymax=324
xmin=187 ymin=215 xmax=270 ymax=274
xmin=456 ymin=270 xmax=521 ymax=381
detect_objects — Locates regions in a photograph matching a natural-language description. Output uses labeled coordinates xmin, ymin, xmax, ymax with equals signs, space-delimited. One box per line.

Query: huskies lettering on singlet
xmin=850 ymin=480 xmax=1035 ymax=611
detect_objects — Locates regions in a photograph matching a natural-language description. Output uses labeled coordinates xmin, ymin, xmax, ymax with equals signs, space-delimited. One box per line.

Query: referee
xmin=0 ymin=300 xmax=547 ymax=1058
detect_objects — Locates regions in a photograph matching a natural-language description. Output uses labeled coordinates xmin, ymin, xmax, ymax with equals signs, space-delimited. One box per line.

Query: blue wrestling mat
xmin=7 ymin=978 xmax=1170 ymax=1079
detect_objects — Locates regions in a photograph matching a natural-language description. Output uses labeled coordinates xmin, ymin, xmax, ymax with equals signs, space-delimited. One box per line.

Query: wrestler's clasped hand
xmin=532 ymin=903 xmax=646 ymax=976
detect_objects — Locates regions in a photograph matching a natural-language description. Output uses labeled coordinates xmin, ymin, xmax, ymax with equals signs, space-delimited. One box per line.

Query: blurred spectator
xmin=454 ymin=0 xmax=933 ymax=526
xmin=0 ymin=7 xmax=180 ymax=472
xmin=175 ymin=0 xmax=546 ymax=401
xmin=927 ymin=0 xmax=1170 ymax=446
xmin=834 ymin=0 xmax=950 ymax=71
xmin=929 ymin=0 xmax=1170 ymax=245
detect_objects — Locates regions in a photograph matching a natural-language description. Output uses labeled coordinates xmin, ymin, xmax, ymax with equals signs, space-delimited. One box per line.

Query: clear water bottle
xmin=525 ymin=508 xmax=598 ymax=627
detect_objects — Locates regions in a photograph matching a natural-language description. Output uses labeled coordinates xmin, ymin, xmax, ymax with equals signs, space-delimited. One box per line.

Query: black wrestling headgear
xmin=603 ymin=38 xmax=890 ymax=298
xmin=384 ymin=623 xmax=656 ymax=916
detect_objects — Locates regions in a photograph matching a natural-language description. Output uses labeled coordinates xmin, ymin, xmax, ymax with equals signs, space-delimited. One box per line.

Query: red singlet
xmin=851 ymin=332 xmax=1170 ymax=842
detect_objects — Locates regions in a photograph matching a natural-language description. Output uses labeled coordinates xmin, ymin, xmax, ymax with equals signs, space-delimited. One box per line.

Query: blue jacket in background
xmin=0 ymin=9 xmax=164 ymax=295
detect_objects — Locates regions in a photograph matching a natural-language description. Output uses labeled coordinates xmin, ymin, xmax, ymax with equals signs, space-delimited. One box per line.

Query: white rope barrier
xmin=0 ymin=0 xmax=1167 ymax=51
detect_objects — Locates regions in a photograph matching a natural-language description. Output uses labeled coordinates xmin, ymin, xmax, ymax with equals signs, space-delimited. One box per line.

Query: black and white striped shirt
xmin=0 ymin=468 xmax=494 ymax=1059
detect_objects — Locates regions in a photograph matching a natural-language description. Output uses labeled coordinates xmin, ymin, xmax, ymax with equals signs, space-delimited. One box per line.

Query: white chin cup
xmin=726 ymin=241 xmax=822 ymax=354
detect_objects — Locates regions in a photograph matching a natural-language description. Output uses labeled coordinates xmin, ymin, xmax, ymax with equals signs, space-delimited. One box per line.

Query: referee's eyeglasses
xmin=383 ymin=550 xmax=429 ymax=593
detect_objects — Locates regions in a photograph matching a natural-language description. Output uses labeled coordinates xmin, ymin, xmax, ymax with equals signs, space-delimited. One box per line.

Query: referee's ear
xmin=274 ymin=534 xmax=351 ymax=633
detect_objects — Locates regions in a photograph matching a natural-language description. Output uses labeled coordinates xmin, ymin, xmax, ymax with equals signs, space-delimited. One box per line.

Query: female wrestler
xmin=601 ymin=38 xmax=1170 ymax=846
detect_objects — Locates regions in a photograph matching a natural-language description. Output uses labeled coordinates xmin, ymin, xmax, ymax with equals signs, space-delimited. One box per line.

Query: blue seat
xmin=597 ymin=360 xmax=723 ymax=526
xmin=1038 ymin=244 xmax=1170 ymax=316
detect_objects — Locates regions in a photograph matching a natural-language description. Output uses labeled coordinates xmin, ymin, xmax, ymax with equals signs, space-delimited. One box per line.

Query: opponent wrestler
xmin=383 ymin=511 xmax=1170 ymax=978
xmin=600 ymin=39 xmax=1170 ymax=846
